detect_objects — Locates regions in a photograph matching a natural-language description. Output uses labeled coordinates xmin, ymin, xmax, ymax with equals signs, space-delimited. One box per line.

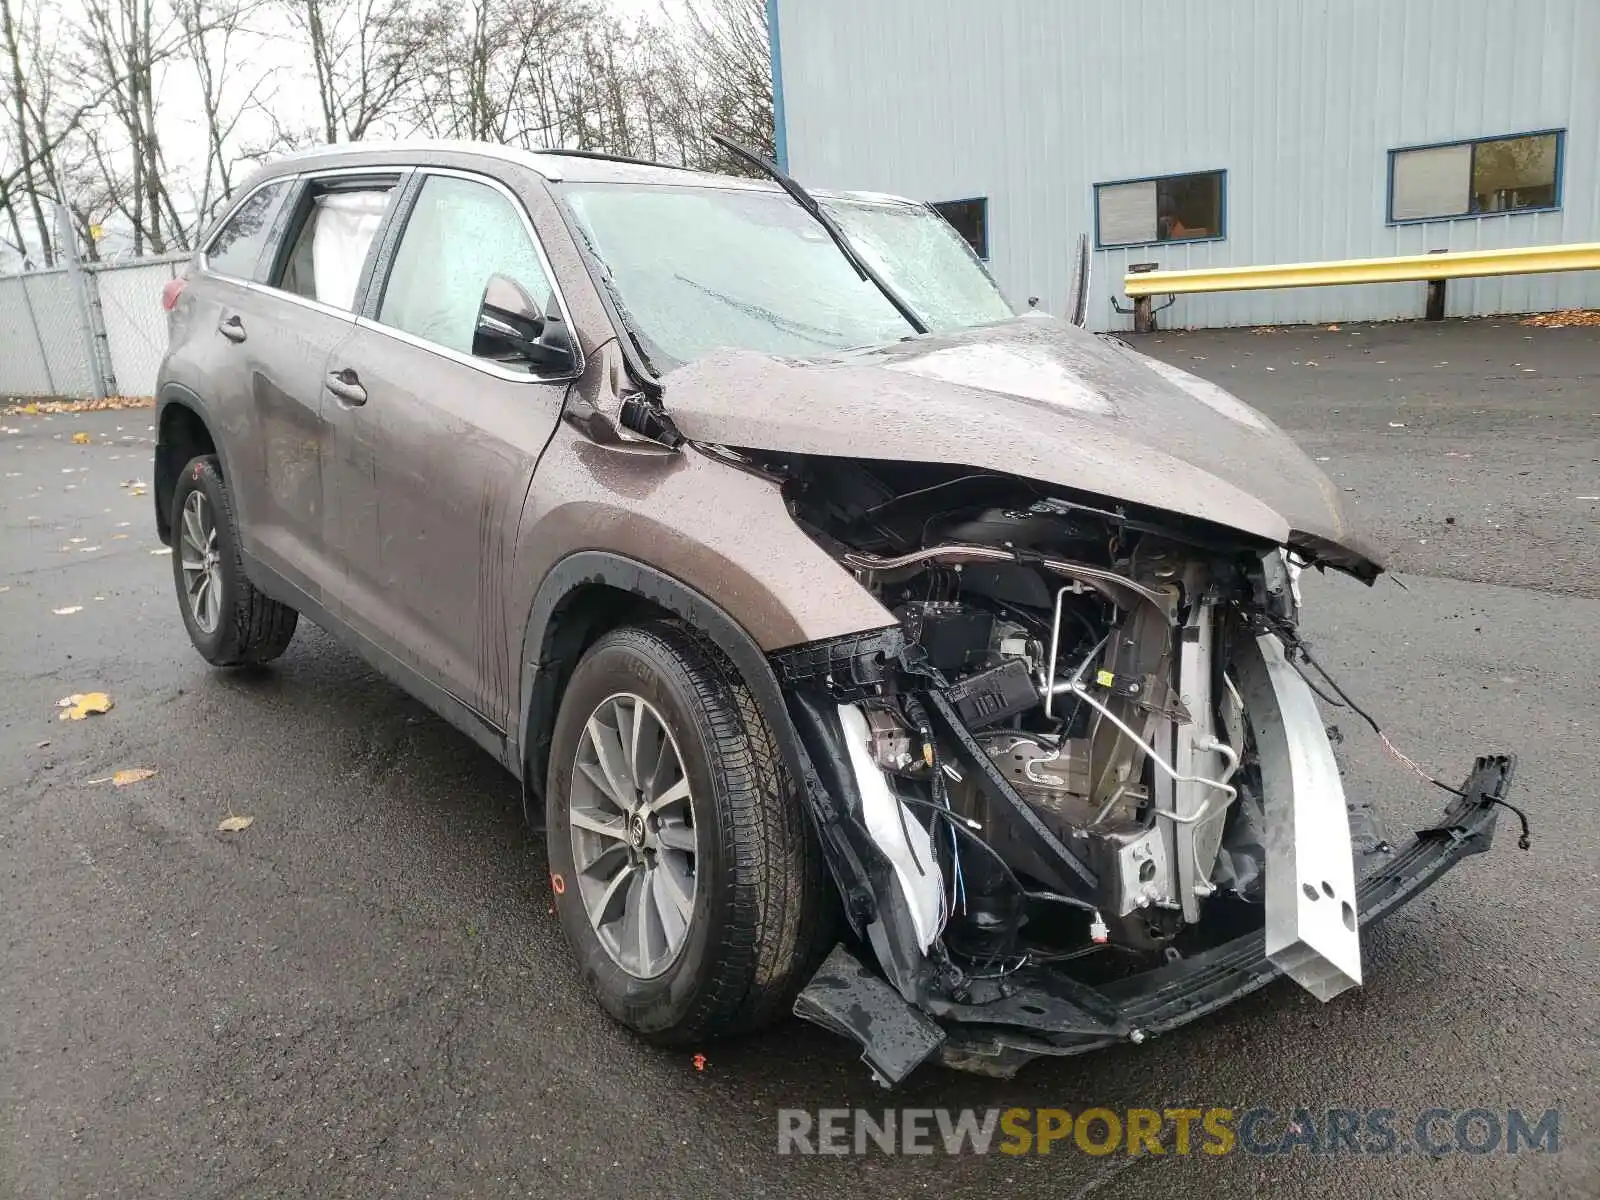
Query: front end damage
xmin=741 ymin=456 xmax=1517 ymax=1085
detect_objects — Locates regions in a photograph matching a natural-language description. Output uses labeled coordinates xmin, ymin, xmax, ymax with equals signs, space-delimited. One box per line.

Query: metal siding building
xmin=771 ymin=0 xmax=1600 ymax=331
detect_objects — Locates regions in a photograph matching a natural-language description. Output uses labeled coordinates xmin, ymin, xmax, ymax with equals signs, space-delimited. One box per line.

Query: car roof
xmin=259 ymin=139 xmax=921 ymax=205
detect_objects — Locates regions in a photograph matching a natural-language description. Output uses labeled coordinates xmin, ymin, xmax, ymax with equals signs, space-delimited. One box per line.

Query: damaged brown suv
xmin=155 ymin=141 xmax=1515 ymax=1083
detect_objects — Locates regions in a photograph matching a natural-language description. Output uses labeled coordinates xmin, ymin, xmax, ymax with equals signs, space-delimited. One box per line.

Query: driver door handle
xmin=218 ymin=314 xmax=246 ymax=343
xmin=324 ymin=368 xmax=367 ymax=406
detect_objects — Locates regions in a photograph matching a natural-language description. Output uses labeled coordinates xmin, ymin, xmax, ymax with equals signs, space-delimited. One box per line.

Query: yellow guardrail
xmin=1123 ymin=242 xmax=1600 ymax=297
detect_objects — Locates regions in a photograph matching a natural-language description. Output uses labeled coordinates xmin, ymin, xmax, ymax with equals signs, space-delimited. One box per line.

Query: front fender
xmin=516 ymin=553 xmax=904 ymax=960
xmin=517 ymin=551 xmax=805 ymax=802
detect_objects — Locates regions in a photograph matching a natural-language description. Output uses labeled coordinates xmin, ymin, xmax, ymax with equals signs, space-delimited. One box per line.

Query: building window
xmin=1389 ymin=130 xmax=1562 ymax=223
xmin=1095 ymin=171 xmax=1224 ymax=249
xmin=931 ymin=198 xmax=988 ymax=259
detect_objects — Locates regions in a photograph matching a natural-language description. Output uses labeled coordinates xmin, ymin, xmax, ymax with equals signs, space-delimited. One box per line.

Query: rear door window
xmin=375 ymin=174 xmax=555 ymax=358
xmin=270 ymin=179 xmax=400 ymax=310
xmin=204 ymin=181 xmax=291 ymax=280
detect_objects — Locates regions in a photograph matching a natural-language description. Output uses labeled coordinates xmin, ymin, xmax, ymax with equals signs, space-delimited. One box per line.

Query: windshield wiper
xmin=709 ymin=133 xmax=929 ymax=336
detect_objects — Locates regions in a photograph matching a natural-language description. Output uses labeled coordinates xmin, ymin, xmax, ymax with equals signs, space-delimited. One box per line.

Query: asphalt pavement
xmin=1 ymin=318 xmax=1595 ymax=1198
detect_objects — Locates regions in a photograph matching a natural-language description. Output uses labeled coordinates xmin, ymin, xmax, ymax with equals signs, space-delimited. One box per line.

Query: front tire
xmin=170 ymin=455 xmax=298 ymax=666
xmin=545 ymin=621 xmax=831 ymax=1044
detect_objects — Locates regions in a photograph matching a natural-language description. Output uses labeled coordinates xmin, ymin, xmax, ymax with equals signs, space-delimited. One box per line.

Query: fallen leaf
xmin=2 ymin=396 xmax=153 ymax=415
xmin=57 ymin=691 xmax=113 ymax=720
xmin=53 ymin=605 xmax=83 ymax=615
xmin=112 ymin=533 xmax=128 ymax=540
xmin=72 ymin=432 xmax=90 ymax=444
xmin=1326 ymin=324 xmax=1341 ymax=331
xmin=1521 ymin=308 xmax=1600 ymax=328
xmin=217 ymin=814 xmax=254 ymax=833
xmin=112 ymin=767 xmax=157 ymax=786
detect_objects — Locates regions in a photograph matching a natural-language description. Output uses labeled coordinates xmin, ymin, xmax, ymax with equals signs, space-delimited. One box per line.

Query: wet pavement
xmin=1 ymin=318 xmax=1595 ymax=1198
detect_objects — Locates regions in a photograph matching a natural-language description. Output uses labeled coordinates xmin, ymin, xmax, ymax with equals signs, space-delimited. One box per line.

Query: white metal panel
xmin=776 ymin=0 xmax=1600 ymax=330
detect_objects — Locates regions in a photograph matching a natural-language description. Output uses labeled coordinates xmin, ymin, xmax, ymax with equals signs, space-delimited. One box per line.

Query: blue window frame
xmin=1093 ymin=170 xmax=1226 ymax=250
xmin=1387 ymin=129 xmax=1564 ymax=225
xmin=931 ymin=197 xmax=988 ymax=259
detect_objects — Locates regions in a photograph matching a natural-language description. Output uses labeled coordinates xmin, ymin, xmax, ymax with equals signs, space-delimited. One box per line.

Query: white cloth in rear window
xmin=310 ymin=191 xmax=391 ymax=309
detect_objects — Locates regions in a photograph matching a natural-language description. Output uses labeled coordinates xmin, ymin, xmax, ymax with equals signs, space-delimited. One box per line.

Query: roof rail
xmin=535 ymin=148 xmax=690 ymax=171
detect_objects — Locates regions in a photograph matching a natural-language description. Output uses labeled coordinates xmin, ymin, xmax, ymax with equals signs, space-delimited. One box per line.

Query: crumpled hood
xmin=659 ymin=315 xmax=1382 ymax=578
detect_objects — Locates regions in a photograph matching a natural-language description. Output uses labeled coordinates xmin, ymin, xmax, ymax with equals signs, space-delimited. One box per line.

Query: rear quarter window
xmin=205 ymin=182 xmax=290 ymax=280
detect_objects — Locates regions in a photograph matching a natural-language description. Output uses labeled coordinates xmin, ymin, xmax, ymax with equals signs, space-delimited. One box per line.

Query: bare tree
xmin=413 ymin=0 xmax=584 ymax=144
xmin=280 ymin=0 xmax=443 ymax=143
xmin=0 ymin=0 xmax=782 ymax=269
xmin=677 ymin=0 xmax=774 ymax=167
xmin=1 ymin=0 xmax=50 ymax=258
xmin=402 ymin=0 xmax=773 ymax=172
xmin=1 ymin=0 xmax=107 ymax=262
xmin=74 ymin=0 xmax=193 ymax=253
xmin=177 ymin=0 xmax=280 ymax=227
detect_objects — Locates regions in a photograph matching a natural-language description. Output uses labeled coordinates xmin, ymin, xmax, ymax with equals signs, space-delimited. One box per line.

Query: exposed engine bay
xmin=725 ymin=451 xmax=1520 ymax=1084
xmin=779 ymin=456 xmax=1309 ymax=951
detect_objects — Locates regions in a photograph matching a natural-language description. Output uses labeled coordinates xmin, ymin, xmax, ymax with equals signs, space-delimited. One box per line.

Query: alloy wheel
xmin=569 ymin=693 xmax=699 ymax=979
xmin=178 ymin=489 xmax=223 ymax=634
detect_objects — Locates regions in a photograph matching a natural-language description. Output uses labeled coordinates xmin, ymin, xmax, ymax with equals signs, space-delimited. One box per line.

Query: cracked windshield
xmin=560 ymin=183 xmax=1015 ymax=368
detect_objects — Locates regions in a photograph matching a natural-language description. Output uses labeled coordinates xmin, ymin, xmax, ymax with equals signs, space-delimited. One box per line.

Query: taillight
xmin=161 ymin=275 xmax=187 ymax=311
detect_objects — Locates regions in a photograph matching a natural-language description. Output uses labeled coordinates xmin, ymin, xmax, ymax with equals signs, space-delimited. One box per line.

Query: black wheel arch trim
xmin=517 ymin=551 xmax=918 ymax=974
xmin=518 ymin=551 xmax=794 ymax=808
xmin=155 ymin=383 xmax=239 ymax=543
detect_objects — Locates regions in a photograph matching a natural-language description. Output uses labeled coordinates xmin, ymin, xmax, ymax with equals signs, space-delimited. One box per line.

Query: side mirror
xmin=473 ymin=273 xmax=574 ymax=374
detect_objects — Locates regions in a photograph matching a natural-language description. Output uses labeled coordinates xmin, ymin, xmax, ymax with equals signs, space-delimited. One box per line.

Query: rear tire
xmin=170 ymin=454 xmax=298 ymax=666
xmin=545 ymin=621 xmax=832 ymax=1044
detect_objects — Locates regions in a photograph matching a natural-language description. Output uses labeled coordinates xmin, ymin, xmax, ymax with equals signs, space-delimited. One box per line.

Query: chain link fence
xmin=0 ymin=252 xmax=187 ymax=400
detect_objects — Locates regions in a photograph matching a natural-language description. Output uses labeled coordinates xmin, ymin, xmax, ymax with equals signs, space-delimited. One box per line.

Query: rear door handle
xmin=218 ymin=314 xmax=246 ymax=343
xmin=324 ymin=369 xmax=367 ymax=406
